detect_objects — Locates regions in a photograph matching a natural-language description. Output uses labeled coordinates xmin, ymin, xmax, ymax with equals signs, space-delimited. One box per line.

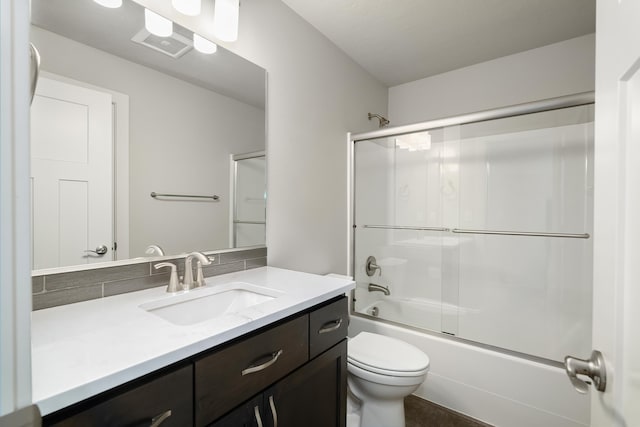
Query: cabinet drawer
xmin=46 ymin=365 xmax=193 ymax=427
xmin=195 ymin=315 xmax=309 ymax=426
xmin=309 ymin=296 xmax=348 ymax=359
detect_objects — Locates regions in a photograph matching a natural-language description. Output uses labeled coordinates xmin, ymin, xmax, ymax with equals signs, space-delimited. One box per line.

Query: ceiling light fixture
xmin=213 ymin=0 xmax=239 ymax=42
xmin=193 ymin=34 xmax=218 ymax=54
xmin=93 ymin=0 xmax=122 ymax=8
xmin=144 ymin=9 xmax=173 ymax=37
xmin=171 ymin=0 xmax=202 ymax=16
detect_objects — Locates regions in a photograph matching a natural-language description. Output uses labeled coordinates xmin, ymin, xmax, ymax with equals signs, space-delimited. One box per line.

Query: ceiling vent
xmin=131 ymin=28 xmax=192 ymax=59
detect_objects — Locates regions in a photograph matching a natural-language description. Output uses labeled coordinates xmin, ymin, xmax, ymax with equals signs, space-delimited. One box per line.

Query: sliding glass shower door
xmin=353 ymin=103 xmax=594 ymax=362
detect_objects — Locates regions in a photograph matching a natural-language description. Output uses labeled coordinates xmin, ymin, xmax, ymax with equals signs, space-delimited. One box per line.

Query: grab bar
xmin=451 ymin=229 xmax=590 ymax=239
xmin=150 ymin=192 xmax=219 ymax=201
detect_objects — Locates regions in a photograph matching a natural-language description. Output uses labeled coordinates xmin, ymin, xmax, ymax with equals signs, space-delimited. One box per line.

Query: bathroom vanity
xmin=31 ymin=267 xmax=354 ymax=426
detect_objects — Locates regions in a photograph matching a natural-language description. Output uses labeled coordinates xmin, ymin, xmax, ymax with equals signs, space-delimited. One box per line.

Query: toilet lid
xmin=348 ymin=332 xmax=430 ymax=377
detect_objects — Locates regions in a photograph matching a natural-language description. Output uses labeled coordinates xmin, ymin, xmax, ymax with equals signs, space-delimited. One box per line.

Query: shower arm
xmin=368 ymin=112 xmax=390 ymax=128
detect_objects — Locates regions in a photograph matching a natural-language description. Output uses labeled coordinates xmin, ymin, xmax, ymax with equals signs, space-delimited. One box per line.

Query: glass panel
xmin=233 ymin=156 xmax=266 ymax=247
xmin=353 ymin=227 xmax=445 ymax=333
xmin=353 ymin=104 xmax=594 ymax=362
xmin=235 ymin=157 xmax=266 ymax=222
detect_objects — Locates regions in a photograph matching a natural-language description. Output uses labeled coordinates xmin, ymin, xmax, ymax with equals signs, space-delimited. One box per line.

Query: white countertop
xmin=31 ymin=267 xmax=355 ymax=416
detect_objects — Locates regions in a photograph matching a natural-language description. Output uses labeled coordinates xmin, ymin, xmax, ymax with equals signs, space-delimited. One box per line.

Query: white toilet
xmin=347 ymin=332 xmax=430 ymax=427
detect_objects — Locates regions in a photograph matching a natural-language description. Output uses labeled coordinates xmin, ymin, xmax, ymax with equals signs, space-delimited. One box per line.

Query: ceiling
xmin=281 ymin=0 xmax=596 ymax=87
xmin=31 ymin=0 xmax=266 ymax=108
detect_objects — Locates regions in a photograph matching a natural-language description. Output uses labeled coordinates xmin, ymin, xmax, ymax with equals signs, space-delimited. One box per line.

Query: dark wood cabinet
xmin=264 ymin=340 xmax=348 ymax=427
xmin=43 ymin=295 xmax=348 ymax=427
xmin=210 ymin=341 xmax=347 ymax=427
xmin=195 ymin=315 xmax=309 ymax=425
xmin=44 ymin=364 xmax=193 ymax=427
xmin=209 ymin=395 xmax=263 ymax=427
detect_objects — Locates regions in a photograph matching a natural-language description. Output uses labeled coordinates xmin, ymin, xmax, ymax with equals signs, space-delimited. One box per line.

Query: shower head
xmin=368 ymin=113 xmax=390 ymax=128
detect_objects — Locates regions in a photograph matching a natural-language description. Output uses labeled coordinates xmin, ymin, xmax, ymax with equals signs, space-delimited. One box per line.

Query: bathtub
xmin=348 ymin=313 xmax=591 ymax=427
xmin=361 ymin=296 xmax=477 ymax=330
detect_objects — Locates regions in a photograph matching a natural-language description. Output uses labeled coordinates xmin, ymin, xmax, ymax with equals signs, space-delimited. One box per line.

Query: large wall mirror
xmin=30 ymin=0 xmax=266 ymax=271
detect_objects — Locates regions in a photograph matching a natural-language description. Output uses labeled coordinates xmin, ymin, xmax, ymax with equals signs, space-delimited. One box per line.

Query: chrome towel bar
xmin=451 ymin=229 xmax=590 ymax=239
xmin=363 ymin=225 xmax=450 ymax=232
xmin=359 ymin=225 xmax=590 ymax=239
xmin=150 ymin=192 xmax=220 ymax=201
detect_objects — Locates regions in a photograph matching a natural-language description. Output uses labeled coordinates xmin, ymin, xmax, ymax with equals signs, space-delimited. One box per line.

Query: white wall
xmin=132 ymin=0 xmax=389 ymax=275
xmin=389 ymin=34 xmax=595 ymax=125
xmin=31 ymin=27 xmax=265 ymax=257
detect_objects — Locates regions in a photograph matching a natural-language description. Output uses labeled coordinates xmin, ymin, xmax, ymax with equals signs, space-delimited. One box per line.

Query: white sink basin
xmin=139 ymin=282 xmax=281 ymax=326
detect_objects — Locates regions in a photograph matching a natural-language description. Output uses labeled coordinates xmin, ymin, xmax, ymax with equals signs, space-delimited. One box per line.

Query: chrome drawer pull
xmin=269 ymin=395 xmax=278 ymax=427
xmin=254 ymin=405 xmax=264 ymax=427
xmin=318 ymin=318 xmax=343 ymax=334
xmin=150 ymin=409 xmax=172 ymax=427
xmin=241 ymin=349 xmax=284 ymax=376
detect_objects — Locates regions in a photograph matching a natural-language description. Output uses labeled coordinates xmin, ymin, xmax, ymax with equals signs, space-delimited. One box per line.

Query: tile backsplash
xmin=32 ymin=248 xmax=267 ymax=310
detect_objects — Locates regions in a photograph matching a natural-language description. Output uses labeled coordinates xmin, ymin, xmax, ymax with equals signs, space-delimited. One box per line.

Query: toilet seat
xmin=348 ymin=332 xmax=430 ymax=377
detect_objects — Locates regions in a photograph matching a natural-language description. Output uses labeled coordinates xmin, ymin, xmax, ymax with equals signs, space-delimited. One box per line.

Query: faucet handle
xmin=154 ymin=262 xmax=181 ymax=293
xmin=365 ymin=256 xmax=382 ymax=277
xmin=195 ymin=260 xmax=207 ymax=287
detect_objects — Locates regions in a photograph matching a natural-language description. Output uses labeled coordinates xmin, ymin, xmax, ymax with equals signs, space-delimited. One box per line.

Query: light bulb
xmin=145 ymin=9 xmax=173 ymax=37
xmin=171 ymin=0 xmax=201 ymax=16
xmin=213 ymin=0 xmax=239 ymax=42
xmin=93 ymin=0 xmax=122 ymax=8
xmin=193 ymin=34 xmax=218 ymax=54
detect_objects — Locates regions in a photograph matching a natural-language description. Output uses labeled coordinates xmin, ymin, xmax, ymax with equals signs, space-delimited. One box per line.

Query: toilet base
xmin=360 ymin=399 xmax=406 ymax=427
xmin=348 ymin=378 xmax=411 ymax=427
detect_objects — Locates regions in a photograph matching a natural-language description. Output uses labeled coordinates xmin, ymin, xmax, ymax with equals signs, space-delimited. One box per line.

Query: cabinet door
xmin=208 ymin=395 xmax=264 ymax=427
xmin=263 ymin=340 xmax=347 ymax=427
xmin=44 ymin=365 xmax=193 ymax=427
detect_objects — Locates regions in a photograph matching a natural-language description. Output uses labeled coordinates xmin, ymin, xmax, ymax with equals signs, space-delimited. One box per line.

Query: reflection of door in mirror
xmin=30 ymin=77 xmax=113 ymax=269
xmin=231 ymin=153 xmax=266 ymax=248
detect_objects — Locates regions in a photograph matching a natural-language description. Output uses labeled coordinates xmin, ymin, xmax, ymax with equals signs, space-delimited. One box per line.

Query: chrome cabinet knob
xmin=564 ymin=350 xmax=606 ymax=394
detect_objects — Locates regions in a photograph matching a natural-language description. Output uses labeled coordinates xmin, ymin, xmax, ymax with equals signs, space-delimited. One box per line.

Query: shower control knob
xmin=564 ymin=350 xmax=606 ymax=394
xmin=365 ymin=256 xmax=381 ymax=277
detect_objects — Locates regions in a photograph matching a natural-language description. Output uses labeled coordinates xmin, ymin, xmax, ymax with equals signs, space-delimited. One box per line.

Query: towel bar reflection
xmin=150 ymin=192 xmax=220 ymax=201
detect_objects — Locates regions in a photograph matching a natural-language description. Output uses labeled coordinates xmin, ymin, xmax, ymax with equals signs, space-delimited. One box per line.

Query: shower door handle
xmin=564 ymin=350 xmax=606 ymax=394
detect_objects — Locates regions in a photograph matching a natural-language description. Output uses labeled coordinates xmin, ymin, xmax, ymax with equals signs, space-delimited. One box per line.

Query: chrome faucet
xmin=183 ymin=252 xmax=212 ymax=290
xmin=368 ymin=283 xmax=390 ymax=296
xmin=367 ymin=283 xmax=391 ymax=295
xmin=145 ymin=244 xmax=165 ymax=257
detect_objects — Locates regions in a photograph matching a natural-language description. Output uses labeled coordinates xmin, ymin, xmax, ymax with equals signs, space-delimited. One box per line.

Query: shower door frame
xmin=347 ymin=91 xmax=595 ymax=365
xmin=230 ymin=150 xmax=266 ymax=248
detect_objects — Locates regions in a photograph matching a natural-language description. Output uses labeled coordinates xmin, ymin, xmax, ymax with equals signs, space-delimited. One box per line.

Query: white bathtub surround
xmin=349 ymin=316 xmax=590 ymax=427
xmin=31 ymin=267 xmax=354 ymax=415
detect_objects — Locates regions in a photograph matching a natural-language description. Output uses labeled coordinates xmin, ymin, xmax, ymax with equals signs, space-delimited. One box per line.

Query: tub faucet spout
xmin=368 ymin=283 xmax=390 ymax=296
